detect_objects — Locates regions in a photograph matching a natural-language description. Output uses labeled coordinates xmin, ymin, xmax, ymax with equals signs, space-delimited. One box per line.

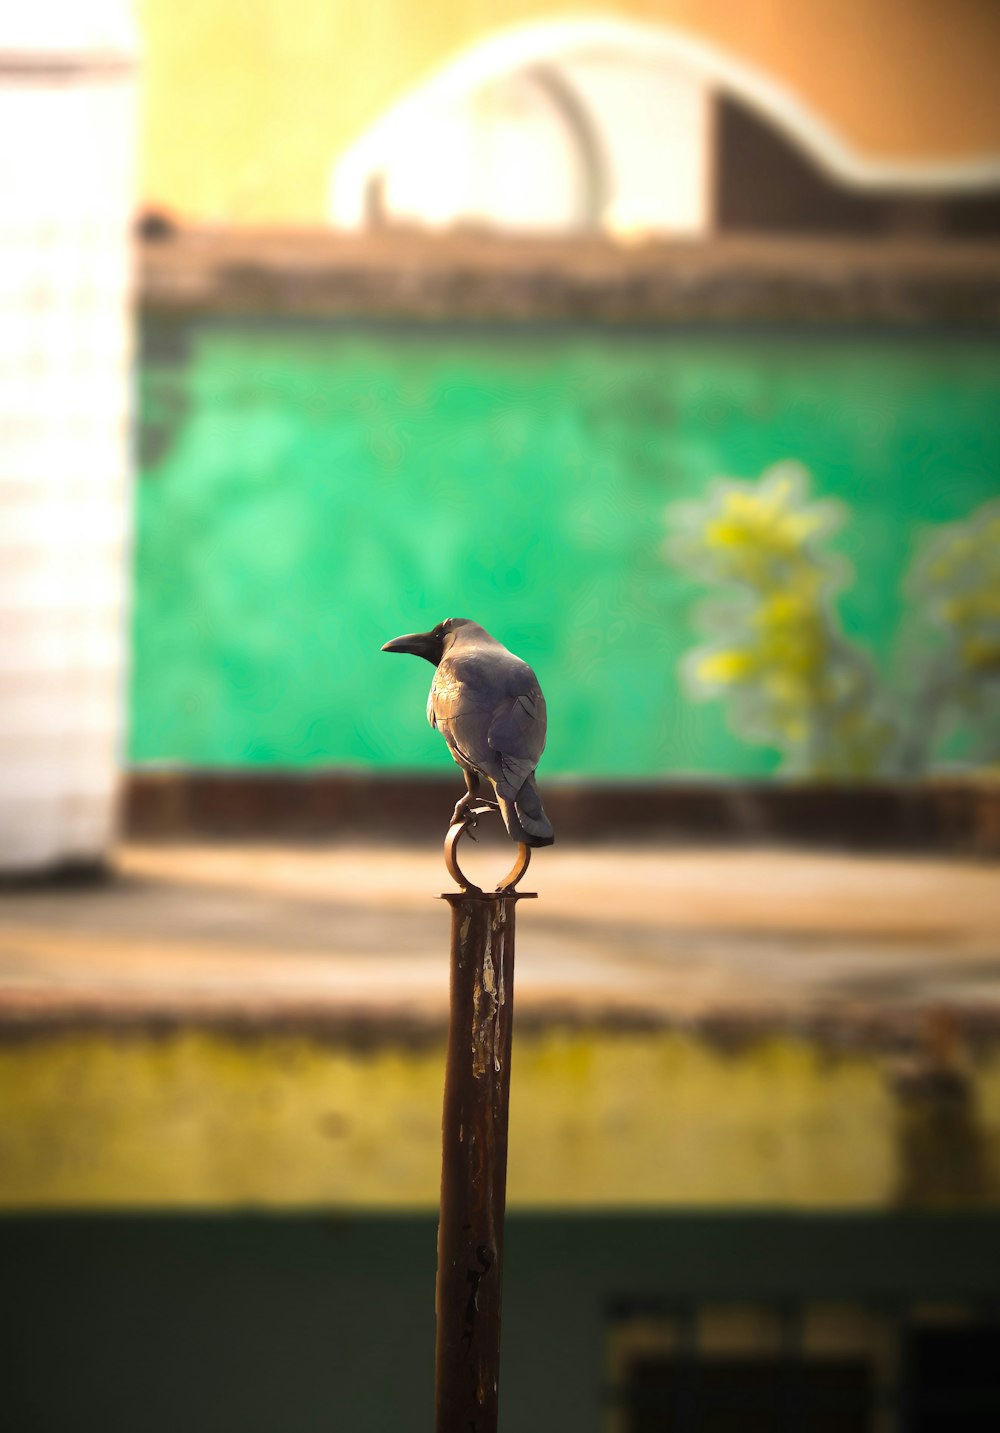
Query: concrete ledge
xmin=3 ymin=837 xmax=998 ymax=1207
xmin=2 ymin=840 xmax=999 ymax=1036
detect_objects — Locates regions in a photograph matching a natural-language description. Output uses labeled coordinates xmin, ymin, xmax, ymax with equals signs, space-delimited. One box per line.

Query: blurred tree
xmin=902 ymin=501 xmax=1000 ymax=773
xmin=666 ymin=462 xmax=898 ymax=778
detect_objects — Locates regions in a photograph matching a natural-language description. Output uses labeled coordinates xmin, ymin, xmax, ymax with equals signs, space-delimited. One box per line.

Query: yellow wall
xmin=4 ymin=1029 xmax=1000 ymax=1208
xmin=138 ymin=0 xmax=1000 ymax=225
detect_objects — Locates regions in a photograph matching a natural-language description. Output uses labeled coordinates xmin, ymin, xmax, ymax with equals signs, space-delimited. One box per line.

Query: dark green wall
xmin=6 ymin=1214 xmax=1000 ymax=1433
xmin=132 ymin=319 xmax=1000 ymax=776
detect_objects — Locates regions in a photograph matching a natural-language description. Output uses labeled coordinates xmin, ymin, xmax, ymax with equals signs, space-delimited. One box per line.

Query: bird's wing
xmin=430 ymin=660 xmax=494 ymax=769
xmin=431 ymin=653 xmax=547 ymax=794
xmin=487 ymin=688 xmax=547 ymax=799
xmin=431 ymin=663 xmax=491 ymax=726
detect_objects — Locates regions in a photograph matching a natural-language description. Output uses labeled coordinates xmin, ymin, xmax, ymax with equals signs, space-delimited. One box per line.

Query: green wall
xmin=7 ymin=1215 xmax=1000 ymax=1433
xmin=132 ymin=319 xmax=1000 ymax=777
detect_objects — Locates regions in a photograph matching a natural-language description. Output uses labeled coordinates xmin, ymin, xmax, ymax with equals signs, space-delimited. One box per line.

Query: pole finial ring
xmin=443 ymin=821 xmax=531 ymax=894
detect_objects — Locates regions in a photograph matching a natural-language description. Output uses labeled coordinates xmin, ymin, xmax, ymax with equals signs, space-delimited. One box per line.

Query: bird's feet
xmin=450 ymin=793 xmax=498 ymax=841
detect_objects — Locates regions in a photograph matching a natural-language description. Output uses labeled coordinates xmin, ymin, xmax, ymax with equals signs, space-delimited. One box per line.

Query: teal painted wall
xmin=132 ymin=319 xmax=1000 ymax=777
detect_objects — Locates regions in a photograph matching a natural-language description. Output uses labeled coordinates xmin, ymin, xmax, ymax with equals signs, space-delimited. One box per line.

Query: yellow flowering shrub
xmin=668 ymin=468 xmax=1000 ymax=776
xmin=667 ymin=463 xmax=897 ymax=777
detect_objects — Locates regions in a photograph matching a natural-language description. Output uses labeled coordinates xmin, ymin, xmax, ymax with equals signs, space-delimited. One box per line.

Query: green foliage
xmin=667 ymin=464 xmax=898 ymax=777
xmin=668 ymin=468 xmax=1000 ymax=777
xmin=904 ymin=501 xmax=1000 ymax=769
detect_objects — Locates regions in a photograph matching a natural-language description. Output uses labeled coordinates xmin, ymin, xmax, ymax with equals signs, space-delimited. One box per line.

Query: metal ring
xmin=444 ymin=821 xmax=532 ymax=894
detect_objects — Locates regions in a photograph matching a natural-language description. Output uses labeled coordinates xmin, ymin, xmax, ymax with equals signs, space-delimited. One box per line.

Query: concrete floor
xmin=1 ymin=841 xmax=998 ymax=1030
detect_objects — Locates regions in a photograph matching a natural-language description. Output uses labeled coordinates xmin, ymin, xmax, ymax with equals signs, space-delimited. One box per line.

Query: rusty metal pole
xmin=435 ymin=826 xmax=535 ymax=1433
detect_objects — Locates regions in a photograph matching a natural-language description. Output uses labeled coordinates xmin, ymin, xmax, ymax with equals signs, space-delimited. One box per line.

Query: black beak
xmin=381 ymin=630 xmax=438 ymax=661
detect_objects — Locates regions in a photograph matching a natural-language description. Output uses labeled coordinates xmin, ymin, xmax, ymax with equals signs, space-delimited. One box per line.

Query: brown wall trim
xmin=139 ymin=229 xmax=1000 ymax=327
xmin=124 ymin=770 xmax=1000 ymax=854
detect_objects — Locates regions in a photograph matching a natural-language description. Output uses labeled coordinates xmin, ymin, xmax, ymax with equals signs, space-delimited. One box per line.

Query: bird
xmin=381 ymin=618 xmax=554 ymax=847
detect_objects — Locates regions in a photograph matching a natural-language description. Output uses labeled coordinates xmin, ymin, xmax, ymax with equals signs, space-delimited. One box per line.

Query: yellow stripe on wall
xmin=3 ymin=1028 xmax=999 ymax=1209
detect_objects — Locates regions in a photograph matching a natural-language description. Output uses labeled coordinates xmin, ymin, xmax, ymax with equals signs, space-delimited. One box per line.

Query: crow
xmin=381 ymin=618 xmax=554 ymax=847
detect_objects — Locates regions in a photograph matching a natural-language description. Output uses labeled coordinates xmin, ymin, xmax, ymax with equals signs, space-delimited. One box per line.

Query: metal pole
xmin=435 ymin=886 xmax=534 ymax=1433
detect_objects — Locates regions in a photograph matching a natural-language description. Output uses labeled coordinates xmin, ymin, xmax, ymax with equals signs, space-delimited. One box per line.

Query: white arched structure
xmin=329 ymin=16 xmax=1000 ymax=238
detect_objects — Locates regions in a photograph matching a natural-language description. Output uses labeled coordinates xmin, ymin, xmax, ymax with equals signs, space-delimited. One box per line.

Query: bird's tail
xmin=496 ymin=775 xmax=554 ymax=848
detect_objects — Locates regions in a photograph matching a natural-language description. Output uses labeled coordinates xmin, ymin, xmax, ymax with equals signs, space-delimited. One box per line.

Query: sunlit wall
xmin=138 ymin=0 xmax=1000 ymax=226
